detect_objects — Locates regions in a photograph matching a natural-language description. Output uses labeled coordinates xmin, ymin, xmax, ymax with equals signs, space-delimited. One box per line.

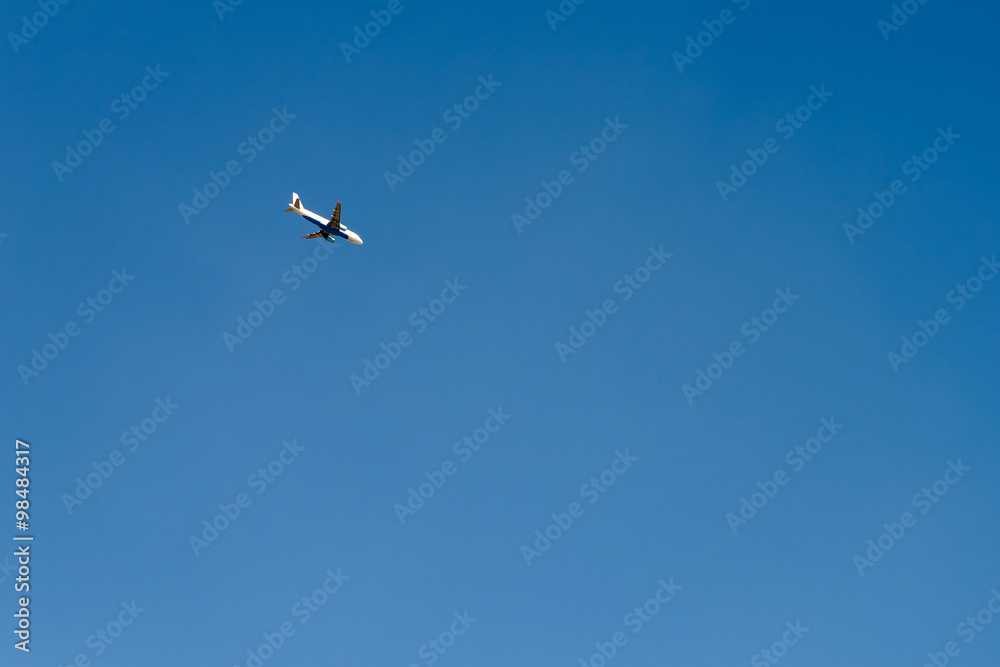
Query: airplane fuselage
xmin=297 ymin=206 xmax=363 ymax=245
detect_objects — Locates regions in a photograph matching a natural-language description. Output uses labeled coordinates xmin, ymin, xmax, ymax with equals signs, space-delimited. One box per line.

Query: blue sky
xmin=2 ymin=0 xmax=999 ymax=665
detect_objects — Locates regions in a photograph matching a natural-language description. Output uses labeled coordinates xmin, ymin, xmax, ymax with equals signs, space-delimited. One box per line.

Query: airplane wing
xmin=301 ymin=231 xmax=329 ymax=239
xmin=331 ymin=201 xmax=341 ymax=226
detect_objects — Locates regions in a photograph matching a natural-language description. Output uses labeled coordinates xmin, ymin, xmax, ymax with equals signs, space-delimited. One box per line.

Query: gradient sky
xmin=2 ymin=0 xmax=999 ymax=665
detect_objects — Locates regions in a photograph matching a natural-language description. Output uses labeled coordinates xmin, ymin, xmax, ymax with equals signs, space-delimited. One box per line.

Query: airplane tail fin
xmin=286 ymin=192 xmax=302 ymax=212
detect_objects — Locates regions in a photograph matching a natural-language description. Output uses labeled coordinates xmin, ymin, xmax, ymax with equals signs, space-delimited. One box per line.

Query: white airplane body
xmin=285 ymin=193 xmax=363 ymax=245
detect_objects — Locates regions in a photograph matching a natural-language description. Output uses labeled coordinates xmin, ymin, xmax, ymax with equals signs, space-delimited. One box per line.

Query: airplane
xmin=285 ymin=192 xmax=364 ymax=245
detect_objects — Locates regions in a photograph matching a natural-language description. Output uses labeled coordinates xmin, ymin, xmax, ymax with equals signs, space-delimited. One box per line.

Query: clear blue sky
xmin=2 ymin=0 xmax=999 ymax=665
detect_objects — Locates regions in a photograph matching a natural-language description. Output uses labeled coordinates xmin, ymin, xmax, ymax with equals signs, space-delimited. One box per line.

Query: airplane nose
xmin=350 ymin=233 xmax=363 ymax=245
